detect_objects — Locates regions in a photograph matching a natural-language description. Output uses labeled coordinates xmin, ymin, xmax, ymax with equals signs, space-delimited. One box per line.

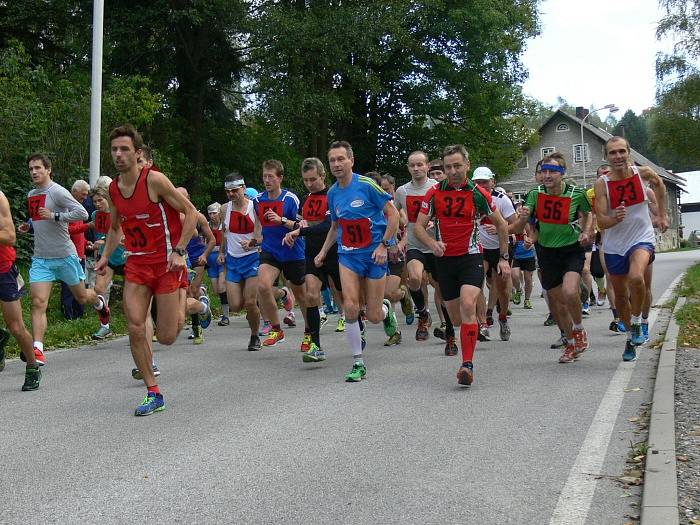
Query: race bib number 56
xmin=536 ymin=193 xmax=571 ymax=225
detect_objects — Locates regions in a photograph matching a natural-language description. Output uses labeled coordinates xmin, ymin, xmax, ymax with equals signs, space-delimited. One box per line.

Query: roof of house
xmin=536 ymin=109 xmax=686 ymax=187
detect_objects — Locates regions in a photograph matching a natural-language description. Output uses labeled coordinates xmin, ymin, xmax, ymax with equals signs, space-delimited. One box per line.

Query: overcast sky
xmin=521 ymin=0 xmax=673 ymax=117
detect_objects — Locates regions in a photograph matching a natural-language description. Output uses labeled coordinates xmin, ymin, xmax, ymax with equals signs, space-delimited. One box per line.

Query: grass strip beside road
xmin=676 ymin=262 xmax=700 ymax=346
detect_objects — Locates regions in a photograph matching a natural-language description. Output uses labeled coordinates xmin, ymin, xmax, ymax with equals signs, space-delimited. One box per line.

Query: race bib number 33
xmin=536 ymin=193 xmax=571 ymax=225
xmin=339 ymin=218 xmax=372 ymax=249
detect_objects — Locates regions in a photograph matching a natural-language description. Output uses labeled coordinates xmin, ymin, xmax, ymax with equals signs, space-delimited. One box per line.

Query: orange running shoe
xmin=457 ymin=362 xmax=474 ymax=386
xmin=300 ymin=332 xmax=312 ymax=352
xmin=559 ymin=343 xmax=577 ymax=363
xmin=263 ymin=329 xmax=285 ymax=347
xmin=573 ymin=328 xmax=589 ymax=356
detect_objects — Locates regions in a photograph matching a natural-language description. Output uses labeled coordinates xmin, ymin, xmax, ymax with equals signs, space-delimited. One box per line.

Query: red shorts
xmin=125 ymin=261 xmax=188 ymax=294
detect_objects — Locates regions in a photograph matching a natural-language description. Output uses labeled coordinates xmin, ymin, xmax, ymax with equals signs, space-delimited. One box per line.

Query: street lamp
xmin=580 ymin=103 xmax=619 ymax=187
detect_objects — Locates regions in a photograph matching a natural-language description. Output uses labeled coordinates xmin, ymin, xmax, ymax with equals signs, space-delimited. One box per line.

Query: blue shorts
xmin=339 ymin=253 xmax=387 ymax=280
xmin=188 ymin=245 xmax=206 ymax=267
xmin=0 ymin=264 xmax=27 ymax=302
xmin=29 ymin=255 xmax=86 ymax=286
xmin=604 ymin=242 xmax=655 ymax=276
xmin=207 ymin=249 xmax=224 ymax=278
xmin=226 ymin=253 xmax=259 ymax=283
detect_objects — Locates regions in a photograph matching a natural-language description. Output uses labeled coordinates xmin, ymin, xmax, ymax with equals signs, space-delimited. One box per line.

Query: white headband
xmin=224 ymin=179 xmax=245 ymax=190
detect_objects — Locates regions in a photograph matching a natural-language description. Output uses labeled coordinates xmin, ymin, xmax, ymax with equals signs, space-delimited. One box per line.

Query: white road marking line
xmin=548 ymin=272 xmax=683 ymax=525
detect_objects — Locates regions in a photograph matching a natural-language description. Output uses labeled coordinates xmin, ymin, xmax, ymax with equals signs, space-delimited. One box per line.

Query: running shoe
xmin=92 ymin=325 xmax=112 ymax=340
xmin=609 ymin=320 xmax=620 ymax=332
xmin=96 ymin=295 xmax=111 ymax=326
xmin=300 ymin=332 xmax=312 ymax=352
xmin=498 ymin=319 xmax=511 ymax=341
xmin=444 ymin=336 xmax=458 ymax=356
xmin=152 ymin=334 xmax=158 ymax=342
xmin=259 ymin=320 xmax=272 ymax=336
xmin=596 ymin=298 xmax=606 ymax=307
xmin=433 ymin=322 xmax=446 ymax=340
xmin=281 ymin=286 xmax=295 ymax=312
xmin=478 ymin=324 xmax=491 ymax=342
xmin=20 ymin=346 xmax=46 ymax=366
xmin=543 ymin=313 xmax=556 ymax=326
xmin=415 ymin=310 xmax=431 ymax=341
xmin=573 ymin=328 xmax=589 ymax=356
xmin=0 ymin=327 xmax=9 ymax=372
xmin=550 ymin=335 xmax=566 ymax=349
xmin=217 ymin=316 xmax=230 ymax=326
xmin=320 ymin=312 xmax=328 ymax=328
xmin=248 ymin=335 xmax=262 ymax=351
xmin=131 ymin=365 xmax=160 ymax=380
xmin=199 ymin=285 xmax=208 ymax=298
xmin=345 ymin=362 xmax=367 ymax=382
xmin=188 ymin=330 xmax=196 ymax=340
xmin=558 ymin=343 xmax=577 ymax=363
xmin=486 ymin=312 xmax=494 ymax=327
xmin=384 ymin=331 xmax=402 ymax=346
xmin=622 ymin=340 xmax=637 ymax=362
xmin=263 ymin=328 xmax=285 ymax=347
xmin=523 ymin=298 xmax=533 ymax=309
xmin=399 ymin=285 xmax=414 ymax=325
xmin=134 ymin=392 xmax=165 ymax=416
xmin=582 ymin=302 xmax=591 ymax=316
xmin=302 ymin=343 xmax=326 ymax=362
xmin=642 ymin=323 xmax=649 ymax=342
xmin=193 ymin=326 xmax=204 ymax=345
xmin=512 ymin=290 xmax=522 ymax=305
xmin=335 ymin=317 xmax=346 ymax=332
xmin=21 ymin=366 xmax=41 ymax=391
xmin=630 ymin=323 xmax=645 ymax=346
xmin=457 ymin=362 xmax=474 ymax=386
xmin=199 ymin=295 xmax=212 ymax=329
xmin=283 ymin=310 xmax=296 ymax=327
xmin=382 ymin=299 xmax=398 ymax=337
xmin=597 ymin=290 xmax=607 ymax=306
xmin=618 ymin=321 xmax=627 ymax=333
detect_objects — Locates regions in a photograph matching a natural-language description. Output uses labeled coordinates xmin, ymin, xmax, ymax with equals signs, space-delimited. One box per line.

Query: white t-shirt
xmin=395 ymin=178 xmax=438 ymax=252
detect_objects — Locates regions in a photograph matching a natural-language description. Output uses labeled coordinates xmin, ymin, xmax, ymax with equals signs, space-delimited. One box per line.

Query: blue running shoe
xmin=617 ymin=321 xmax=627 ymax=333
xmin=199 ymin=295 xmax=212 ymax=329
xmin=641 ymin=323 xmax=649 ymax=342
xmin=134 ymin=392 xmax=165 ymax=416
xmin=630 ymin=323 xmax=645 ymax=346
xmin=622 ymin=341 xmax=637 ymax=362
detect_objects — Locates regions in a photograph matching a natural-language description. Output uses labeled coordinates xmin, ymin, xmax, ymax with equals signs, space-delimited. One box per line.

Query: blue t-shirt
xmin=254 ymin=189 xmax=305 ymax=262
xmin=514 ymin=239 xmax=536 ymax=260
xmin=328 ymin=173 xmax=393 ymax=255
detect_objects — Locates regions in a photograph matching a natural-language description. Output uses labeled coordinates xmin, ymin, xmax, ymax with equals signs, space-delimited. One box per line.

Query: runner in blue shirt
xmin=315 ymin=141 xmax=400 ymax=382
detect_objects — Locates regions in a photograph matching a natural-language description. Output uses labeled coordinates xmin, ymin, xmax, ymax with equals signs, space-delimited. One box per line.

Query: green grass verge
xmin=676 ymin=262 xmax=700 ymax=346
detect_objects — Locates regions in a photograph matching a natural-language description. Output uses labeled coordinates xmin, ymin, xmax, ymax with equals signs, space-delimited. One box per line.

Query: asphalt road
xmin=2 ymin=250 xmax=698 ymax=524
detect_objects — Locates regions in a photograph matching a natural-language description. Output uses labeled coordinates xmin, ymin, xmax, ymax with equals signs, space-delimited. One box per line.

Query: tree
xmin=612 ymin=110 xmax=653 ymax=161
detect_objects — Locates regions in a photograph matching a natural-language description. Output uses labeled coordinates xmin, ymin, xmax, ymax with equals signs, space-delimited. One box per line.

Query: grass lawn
xmin=676 ymin=262 xmax=700 ymax=346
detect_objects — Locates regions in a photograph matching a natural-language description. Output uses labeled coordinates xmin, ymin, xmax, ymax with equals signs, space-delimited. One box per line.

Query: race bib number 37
xmin=339 ymin=218 xmax=372 ymax=249
xmin=536 ymin=193 xmax=571 ymax=225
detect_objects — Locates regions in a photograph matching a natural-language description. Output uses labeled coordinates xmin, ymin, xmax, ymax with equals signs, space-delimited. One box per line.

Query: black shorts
xmin=107 ymin=262 xmax=125 ymax=276
xmin=305 ymin=252 xmax=342 ymax=291
xmin=388 ymin=256 xmax=404 ymax=277
xmin=536 ymin=242 xmax=585 ymax=290
xmin=483 ymin=248 xmax=512 ymax=277
xmin=0 ymin=264 xmax=26 ymax=302
xmin=513 ymin=258 xmax=536 ymax=272
xmin=590 ymin=249 xmax=605 ymax=279
xmin=406 ymin=249 xmax=437 ymax=276
xmin=259 ymin=251 xmax=305 ymax=286
xmin=435 ymin=254 xmax=485 ymax=301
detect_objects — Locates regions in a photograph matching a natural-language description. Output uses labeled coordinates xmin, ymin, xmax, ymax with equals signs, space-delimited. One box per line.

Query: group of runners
xmin=0 ymin=125 xmax=667 ymax=416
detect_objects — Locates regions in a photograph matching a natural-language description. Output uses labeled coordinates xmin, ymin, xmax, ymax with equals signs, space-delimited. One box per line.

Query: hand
xmin=38 ymin=207 xmax=54 ymax=220
xmin=94 ymin=256 xmax=109 ymax=276
xmin=314 ymin=251 xmax=326 ymax=268
xmin=657 ymin=215 xmax=669 ymax=233
xmin=613 ymin=204 xmax=626 ymax=223
xmin=387 ymin=244 xmax=400 ymax=263
xmin=518 ymin=205 xmax=531 ymax=220
xmin=18 ymin=222 xmax=30 ymax=234
xmin=426 ymin=220 xmax=435 ymax=231
xmin=264 ymin=209 xmax=282 ymax=225
xmin=217 ymin=252 xmax=225 ymax=265
xmin=372 ymin=244 xmax=388 ymax=265
xmin=197 ymin=254 xmax=207 ymax=267
xmin=167 ymin=252 xmax=187 ymax=272
xmin=578 ymin=231 xmax=593 ymax=246
xmin=484 ymin=224 xmax=497 ymax=235
xmin=283 ymin=229 xmax=299 ymax=248
xmin=497 ymin=259 xmax=511 ymax=279
xmin=239 ymin=239 xmax=255 ymax=251
xmin=297 ymin=219 xmax=309 ymax=229
xmin=431 ymin=240 xmax=446 ymax=257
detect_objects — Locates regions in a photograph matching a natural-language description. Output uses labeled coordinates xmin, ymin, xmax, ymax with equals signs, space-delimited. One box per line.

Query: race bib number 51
xmin=339 ymin=218 xmax=372 ymax=249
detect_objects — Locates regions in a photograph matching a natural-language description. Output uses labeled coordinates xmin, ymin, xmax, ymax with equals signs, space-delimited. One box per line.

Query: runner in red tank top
xmin=95 ymin=124 xmax=198 ymax=417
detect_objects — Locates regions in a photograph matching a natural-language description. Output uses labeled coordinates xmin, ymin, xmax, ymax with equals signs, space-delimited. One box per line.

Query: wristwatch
xmin=382 ymin=239 xmax=391 ymax=247
xmin=174 ymin=247 xmax=186 ymax=256
xmin=54 ymin=212 xmax=60 ymax=222
xmin=281 ymin=217 xmax=289 ymax=226
xmin=500 ymin=253 xmax=510 ymax=261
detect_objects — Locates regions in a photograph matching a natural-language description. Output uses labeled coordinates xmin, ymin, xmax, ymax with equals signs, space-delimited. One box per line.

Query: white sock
xmin=573 ymin=323 xmax=584 ymax=331
xmin=346 ymin=320 xmax=363 ymax=357
xmin=101 ymin=323 xmax=110 ymax=329
xmin=200 ymin=300 xmax=208 ymax=315
xmin=381 ymin=303 xmax=389 ymax=320
xmin=34 ymin=341 xmax=44 ymax=352
xmin=94 ymin=296 xmax=104 ymax=310
xmin=631 ymin=314 xmax=641 ymax=325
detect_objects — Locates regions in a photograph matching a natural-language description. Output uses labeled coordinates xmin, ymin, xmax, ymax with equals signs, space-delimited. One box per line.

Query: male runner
xmin=283 ymin=158 xmax=343 ymax=361
xmin=594 ymin=136 xmax=668 ymax=361
xmin=516 ymin=153 xmax=593 ymax=363
xmin=315 ymin=141 xmax=399 ymax=382
xmin=26 ymin=154 xmax=110 ymax=365
xmin=414 ymin=144 xmax=510 ymax=386
xmin=96 ymin=124 xmax=198 ymax=416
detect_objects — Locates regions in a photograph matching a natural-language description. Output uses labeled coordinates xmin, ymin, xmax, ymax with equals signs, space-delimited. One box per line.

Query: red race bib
xmin=28 ymin=195 xmax=46 ymax=221
xmin=434 ymin=191 xmax=473 ymax=219
xmin=405 ymin=196 xmax=424 ymax=223
xmin=302 ymin=194 xmax=328 ymax=222
xmin=339 ymin=218 xmax=372 ymax=249
xmin=536 ymin=193 xmax=571 ymax=225
xmin=94 ymin=211 xmax=111 ymax=234
xmin=122 ymin=224 xmax=157 ymax=253
xmin=607 ymin=175 xmax=645 ymax=208
xmin=258 ymin=201 xmax=284 ymax=227
xmin=229 ymin=210 xmax=255 ymax=234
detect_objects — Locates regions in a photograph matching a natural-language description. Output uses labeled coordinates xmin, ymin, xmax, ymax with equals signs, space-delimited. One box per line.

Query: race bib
xmin=258 ymin=201 xmax=284 ymax=227
xmin=434 ymin=191 xmax=473 ymax=219
xmin=339 ymin=218 xmax=372 ymax=249
xmin=405 ymin=196 xmax=424 ymax=223
xmin=28 ymin=195 xmax=47 ymax=221
xmin=302 ymin=194 xmax=328 ymax=222
xmin=94 ymin=211 xmax=111 ymax=234
xmin=607 ymin=175 xmax=645 ymax=208
xmin=122 ymin=223 xmax=157 ymax=253
xmin=229 ymin=210 xmax=255 ymax=234
xmin=536 ymin=193 xmax=571 ymax=225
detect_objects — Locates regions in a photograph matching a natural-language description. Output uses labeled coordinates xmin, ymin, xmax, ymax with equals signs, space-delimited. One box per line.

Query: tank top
xmin=601 ymin=166 xmax=655 ymax=256
xmin=0 ymin=243 xmax=16 ymax=273
xmin=108 ymin=167 xmax=183 ymax=265
xmin=223 ymin=199 xmax=256 ymax=258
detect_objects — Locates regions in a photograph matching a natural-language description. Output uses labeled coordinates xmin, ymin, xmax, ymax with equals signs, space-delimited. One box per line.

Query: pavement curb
xmin=641 ymin=295 xmax=685 ymax=525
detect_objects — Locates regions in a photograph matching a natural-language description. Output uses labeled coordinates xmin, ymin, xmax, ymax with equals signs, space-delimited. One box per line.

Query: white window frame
xmin=516 ymin=156 xmax=528 ymax=169
xmin=573 ymin=143 xmax=590 ymax=163
xmin=540 ymin=147 xmax=555 ymax=159
xmin=555 ymin=122 xmax=570 ymax=132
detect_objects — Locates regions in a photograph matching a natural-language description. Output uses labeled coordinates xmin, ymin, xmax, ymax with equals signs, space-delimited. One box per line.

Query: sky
xmin=522 ymin=0 xmax=675 ymax=117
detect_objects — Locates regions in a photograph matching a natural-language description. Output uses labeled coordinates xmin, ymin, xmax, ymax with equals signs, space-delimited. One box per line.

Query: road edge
xmin=641 ymin=295 xmax=685 ymax=525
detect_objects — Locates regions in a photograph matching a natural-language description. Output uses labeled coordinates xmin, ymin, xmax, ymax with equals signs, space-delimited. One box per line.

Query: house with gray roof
xmin=497 ymin=108 xmax=685 ymax=250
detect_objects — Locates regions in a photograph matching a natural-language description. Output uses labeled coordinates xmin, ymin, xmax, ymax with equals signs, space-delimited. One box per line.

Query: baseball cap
xmin=207 ymin=202 xmax=221 ymax=214
xmin=472 ymin=166 xmax=495 ymax=181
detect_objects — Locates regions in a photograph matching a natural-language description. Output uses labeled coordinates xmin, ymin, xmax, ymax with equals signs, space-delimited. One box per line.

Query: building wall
xmin=682 ymin=210 xmax=700 ymax=239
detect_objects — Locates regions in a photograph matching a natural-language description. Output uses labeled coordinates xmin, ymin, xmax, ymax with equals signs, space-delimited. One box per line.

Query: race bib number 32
xmin=536 ymin=193 xmax=571 ymax=225
xmin=339 ymin=218 xmax=372 ymax=249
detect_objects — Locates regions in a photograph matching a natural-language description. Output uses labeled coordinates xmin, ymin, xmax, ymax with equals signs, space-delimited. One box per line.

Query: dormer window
xmin=556 ymin=123 xmax=570 ymax=132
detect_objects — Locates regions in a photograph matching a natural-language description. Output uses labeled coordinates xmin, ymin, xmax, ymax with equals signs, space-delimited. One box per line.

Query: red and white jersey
xmin=223 ymin=199 xmax=256 ymax=258
xmin=109 ymin=167 xmax=183 ymax=265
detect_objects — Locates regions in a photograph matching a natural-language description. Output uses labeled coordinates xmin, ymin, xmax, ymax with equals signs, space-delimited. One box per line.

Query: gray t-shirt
xmin=28 ymin=182 xmax=88 ymax=258
xmin=395 ymin=178 xmax=438 ymax=252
